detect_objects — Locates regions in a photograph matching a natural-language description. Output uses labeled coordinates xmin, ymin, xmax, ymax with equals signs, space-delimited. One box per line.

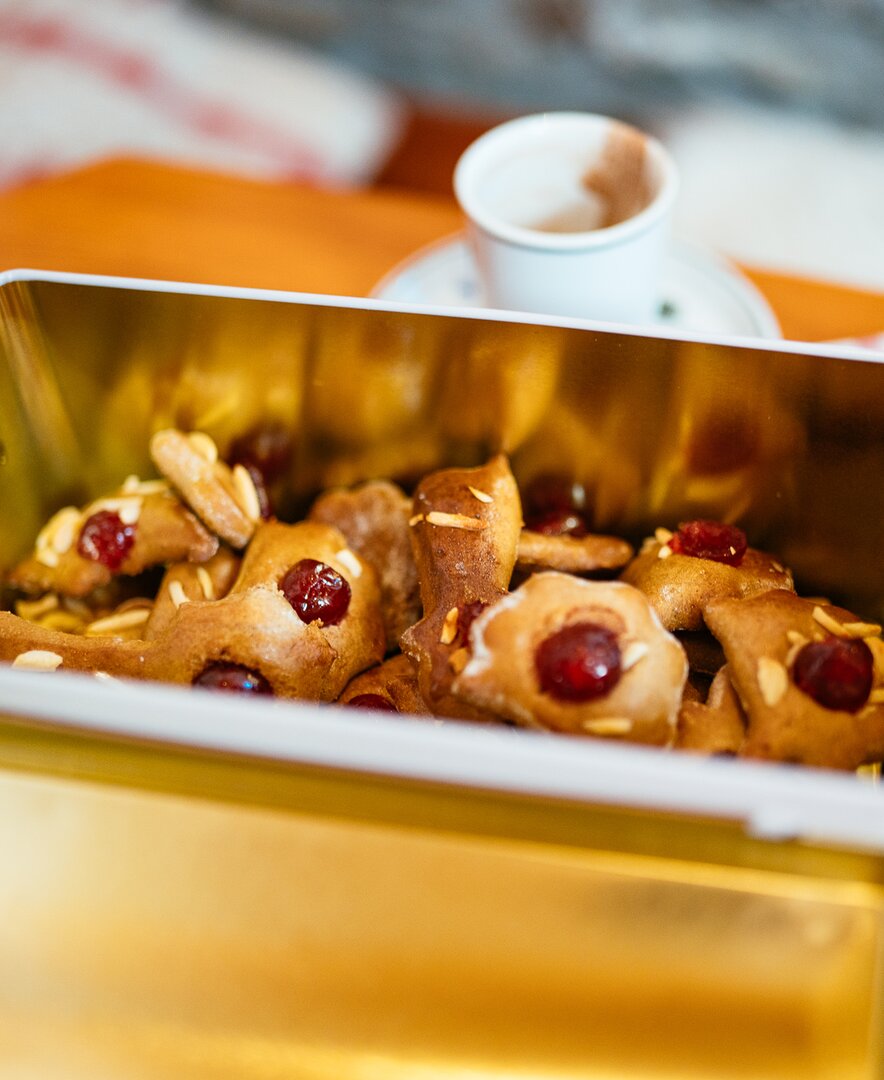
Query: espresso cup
xmin=453 ymin=111 xmax=679 ymax=324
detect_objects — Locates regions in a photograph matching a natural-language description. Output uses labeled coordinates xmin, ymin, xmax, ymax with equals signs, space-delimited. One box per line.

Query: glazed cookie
xmin=621 ymin=520 xmax=794 ymax=631
xmin=7 ymin=479 xmax=218 ymax=599
xmin=308 ymin=480 xmax=421 ymax=652
xmin=400 ymin=454 xmax=522 ymax=720
xmin=150 ymin=428 xmax=264 ymax=549
xmin=452 ymin=571 xmax=688 ymax=744
xmin=337 ymin=653 xmax=431 ymax=716
xmin=675 ymin=665 xmax=747 ymax=756
xmin=704 ymin=590 xmax=884 ymax=770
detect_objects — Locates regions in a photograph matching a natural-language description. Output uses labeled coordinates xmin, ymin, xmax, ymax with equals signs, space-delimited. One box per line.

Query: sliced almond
xmin=12 ymin=650 xmax=63 ymax=671
xmin=425 ymin=511 xmax=486 ymax=531
xmin=85 ymin=607 xmax=151 ymax=636
xmin=439 ymin=606 xmax=459 ymax=645
xmin=654 ymin=527 xmax=673 ymax=545
xmin=231 ymin=463 xmax=262 ymax=523
xmin=840 ymin=620 xmax=883 ymax=639
xmin=448 ymin=647 xmax=469 ymax=674
xmin=122 ymin=475 xmax=169 ymax=496
xmin=467 ymin=486 xmax=493 ymax=504
xmin=657 ymin=544 xmax=673 ymax=559
xmin=757 ymin=656 xmax=789 ymax=707
xmin=196 ymin=566 xmax=215 ymax=600
xmin=408 ymin=513 xmax=424 ymax=527
xmin=812 ymin=606 xmax=850 ymax=637
xmin=621 ymin=640 xmax=649 ymax=672
xmin=168 ymin=580 xmax=189 ymax=609
xmin=187 ymin=431 xmax=219 ymax=463
xmin=581 ymin=717 xmax=633 ymax=736
xmin=334 ymin=548 xmax=363 ymax=579
xmin=16 ymin=594 xmax=60 ymax=621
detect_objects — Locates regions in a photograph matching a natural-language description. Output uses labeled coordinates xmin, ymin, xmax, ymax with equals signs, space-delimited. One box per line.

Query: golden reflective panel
xmin=2 ymin=277 xmax=884 ymax=1077
xmin=0 ymin=765 xmax=881 ymax=1080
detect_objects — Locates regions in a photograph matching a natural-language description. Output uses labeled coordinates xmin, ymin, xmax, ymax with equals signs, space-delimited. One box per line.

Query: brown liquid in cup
xmin=532 ymin=125 xmax=654 ymax=234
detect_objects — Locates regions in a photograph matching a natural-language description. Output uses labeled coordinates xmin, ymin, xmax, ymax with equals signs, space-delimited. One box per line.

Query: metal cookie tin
xmin=0 ymin=269 xmax=882 ymax=1078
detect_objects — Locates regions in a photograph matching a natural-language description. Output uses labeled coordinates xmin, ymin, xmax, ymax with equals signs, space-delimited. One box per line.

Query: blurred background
xmin=2 ymin=0 xmax=883 ymax=290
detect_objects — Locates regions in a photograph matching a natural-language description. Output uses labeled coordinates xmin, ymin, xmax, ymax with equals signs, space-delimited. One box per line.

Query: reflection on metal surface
xmin=2 ymin=277 xmax=882 ymax=617
xmin=0 ymin=764 xmax=881 ymax=1079
xmin=0 ymin=275 xmax=883 ymax=1078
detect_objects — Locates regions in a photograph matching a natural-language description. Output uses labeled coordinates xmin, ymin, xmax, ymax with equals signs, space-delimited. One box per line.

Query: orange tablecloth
xmin=2 ymin=157 xmax=884 ymax=344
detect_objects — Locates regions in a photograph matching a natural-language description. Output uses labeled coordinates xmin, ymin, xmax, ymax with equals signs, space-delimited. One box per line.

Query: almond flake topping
xmin=334 ymin=548 xmax=362 ymax=578
xmin=89 ymin=497 xmax=142 ymax=526
xmin=621 ymin=641 xmax=649 ymax=671
xmin=36 ymin=505 xmax=82 ymax=561
xmin=16 ymin=594 xmax=60 ymax=620
xmin=467 ymin=486 xmax=493 ymax=504
xmin=439 ymin=606 xmax=459 ymax=645
xmin=786 ymin=630 xmax=808 ymax=646
xmin=408 ymin=514 xmax=424 ymax=527
xmin=657 ymin=544 xmax=673 ymax=559
xmin=654 ymin=527 xmax=673 ymax=545
xmin=231 ymin=463 xmax=262 ymax=523
xmin=812 ymin=606 xmax=851 ymax=637
xmin=188 ymin=431 xmax=218 ymax=463
xmin=448 ymin=647 xmax=470 ymax=675
xmin=168 ymin=581 xmax=189 ymax=609
xmin=85 ymin=607 xmax=151 ymax=636
xmin=581 ymin=718 xmax=633 ymax=736
xmin=425 ymin=511 xmax=486 ymax=531
xmin=757 ymin=656 xmax=789 ymax=707
xmin=196 ymin=567 xmax=214 ymax=600
xmin=868 ymin=638 xmax=884 ymax=679
xmin=841 ymin=620 xmax=883 ymax=639
xmin=93 ymin=671 xmax=119 ymax=682
xmin=122 ymin=475 xmax=169 ymax=496
xmin=12 ymin=650 xmax=63 ymax=671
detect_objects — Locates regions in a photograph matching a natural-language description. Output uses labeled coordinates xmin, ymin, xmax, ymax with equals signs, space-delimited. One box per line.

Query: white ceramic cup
xmin=453 ymin=111 xmax=679 ymax=324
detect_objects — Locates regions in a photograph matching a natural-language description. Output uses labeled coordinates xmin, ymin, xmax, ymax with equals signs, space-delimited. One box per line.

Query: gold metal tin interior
xmin=1 ymin=274 xmax=883 ymax=1078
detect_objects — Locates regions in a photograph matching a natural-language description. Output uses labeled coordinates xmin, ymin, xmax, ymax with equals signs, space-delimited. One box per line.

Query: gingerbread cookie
xmin=621 ymin=520 xmax=794 ymax=631
xmin=452 ymin=572 xmax=688 ymax=744
xmin=337 ymin=653 xmax=430 ymax=716
xmin=675 ymin=665 xmax=747 ymax=755
xmin=704 ymin=590 xmax=884 ymax=769
xmin=144 ymin=548 xmax=240 ymax=640
xmin=400 ymin=454 xmax=522 ymax=720
xmin=7 ymin=479 xmax=218 ymax=599
xmin=150 ymin=428 xmax=264 ymax=549
xmin=309 ymin=480 xmax=421 ymax=652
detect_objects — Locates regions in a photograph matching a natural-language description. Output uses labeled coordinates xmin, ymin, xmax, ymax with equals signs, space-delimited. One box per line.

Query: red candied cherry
xmin=193 ymin=662 xmax=273 ymax=695
xmin=279 ymin=558 xmax=351 ymax=626
xmin=345 ymin=694 xmax=398 ymax=711
xmin=535 ymin=622 xmax=622 ymax=702
xmin=522 ymin=472 xmax=587 ymax=516
xmin=669 ymin=520 xmax=747 ymax=567
xmin=77 ymin=509 xmax=136 ymax=571
xmin=229 ymin=423 xmax=292 ymax=483
xmin=791 ymin=635 xmax=873 ymax=713
xmin=523 ymin=509 xmax=588 ymax=537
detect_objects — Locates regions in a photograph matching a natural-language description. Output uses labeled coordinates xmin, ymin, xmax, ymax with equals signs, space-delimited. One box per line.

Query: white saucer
xmin=372 ymin=234 xmax=782 ymax=339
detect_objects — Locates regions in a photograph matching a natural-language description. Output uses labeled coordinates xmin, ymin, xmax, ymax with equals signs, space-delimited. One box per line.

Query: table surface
xmin=1 ymin=157 xmax=883 ymax=343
